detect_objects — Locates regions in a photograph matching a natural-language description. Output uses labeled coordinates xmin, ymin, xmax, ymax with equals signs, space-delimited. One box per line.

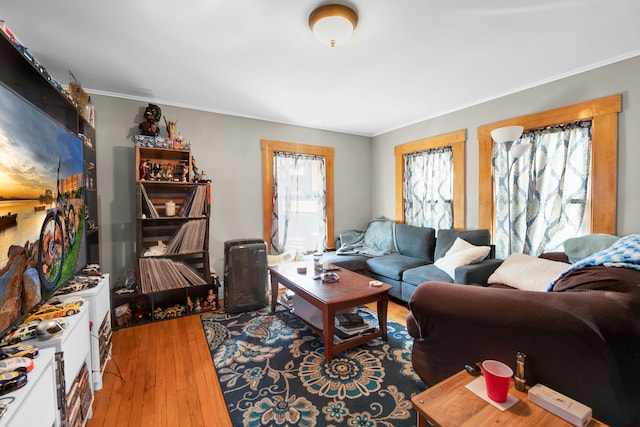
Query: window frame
xmin=477 ymin=94 xmax=621 ymax=238
xmin=394 ymin=129 xmax=466 ymax=228
xmin=261 ymin=139 xmax=335 ymax=252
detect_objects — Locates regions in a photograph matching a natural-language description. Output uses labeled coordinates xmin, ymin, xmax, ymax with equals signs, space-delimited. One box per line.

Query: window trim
xmin=261 ymin=139 xmax=335 ymax=252
xmin=394 ymin=129 xmax=466 ymax=228
xmin=477 ymin=94 xmax=621 ymax=238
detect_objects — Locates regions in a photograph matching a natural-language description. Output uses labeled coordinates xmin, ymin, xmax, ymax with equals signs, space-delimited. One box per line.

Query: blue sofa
xmin=324 ymin=223 xmax=502 ymax=302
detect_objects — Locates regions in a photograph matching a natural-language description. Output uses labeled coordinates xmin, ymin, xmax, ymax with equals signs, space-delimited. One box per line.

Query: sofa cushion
xmin=563 ymin=234 xmax=620 ymax=263
xmin=487 ymin=253 xmax=567 ymax=292
xmin=366 ymin=254 xmax=429 ymax=281
xmin=402 ymin=264 xmax=453 ymax=286
xmin=395 ymin=224 xmax=436 ymax=262
xmin=434 ymin=229 xmax=491 ymax=261
xmin=433 ymin=238 xmax=491 ymax=278
xmin=322 ymin=251 xmax=369 ymax=272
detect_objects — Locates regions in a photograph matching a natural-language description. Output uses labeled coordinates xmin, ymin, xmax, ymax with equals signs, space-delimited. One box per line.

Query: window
xmin=492 ymin=121 xmax=593 ymax=257
xmin=394 ymin=130 xmax=466 ymax=228
xmin=478 ymin=94 xmax=621 ymax=254
xmin=403 ymin=147 xmax=454 ymax=229
xmin=262 ymin=140 xmax=334 ymax=254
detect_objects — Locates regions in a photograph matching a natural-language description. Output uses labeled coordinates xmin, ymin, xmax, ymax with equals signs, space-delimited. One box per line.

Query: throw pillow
xmin=563 ymin=234 xmax=619 ymax=263
xmin=487 ymin=253 xmax=568 ymax=292
xmin=434 ymin=229 xmax=491 ymax=260
xmin=433 ymin=238 xmax=491 ymax=279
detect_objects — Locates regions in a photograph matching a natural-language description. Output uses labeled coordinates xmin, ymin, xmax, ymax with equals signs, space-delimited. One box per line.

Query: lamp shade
xmin=510 ymin=143 xmax=530 ymax=160
xmin=491 ymin=125 xmax=524 ymax=144
xmin=309 ymin=4 xmax=358 ymax=47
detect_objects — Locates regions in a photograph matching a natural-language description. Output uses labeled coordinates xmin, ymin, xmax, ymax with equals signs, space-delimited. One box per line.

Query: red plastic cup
xmin=482 ymin=360 xmax=513 ymax=403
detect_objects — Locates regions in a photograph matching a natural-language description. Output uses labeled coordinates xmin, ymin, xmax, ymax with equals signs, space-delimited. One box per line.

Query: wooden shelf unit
xmin=114 ymin=146 xmax=217 ymax=329
xmin=80 ymin=118 xmax=100 ymax=265
xmin=135 ymin=146 xmax=192 ymax=183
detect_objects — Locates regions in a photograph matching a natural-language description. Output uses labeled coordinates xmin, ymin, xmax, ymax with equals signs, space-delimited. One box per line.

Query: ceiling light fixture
xmin=309 ymin=4 xmax=358 ymax=47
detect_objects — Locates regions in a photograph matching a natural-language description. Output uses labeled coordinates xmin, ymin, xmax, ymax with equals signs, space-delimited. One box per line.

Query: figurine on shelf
xmin=164 ymin=116 xmax=177 ymax=138
xmin=151 ymin=162 xmax=162 ymax=180
xmin=206 ymin=289 xmax=216 ymax=311
xmin=153 ymin=307 xmax=166 ymax=320
xmin=133 ymin=295 xmax=150 ymax=322
xmin=196 ymin=170 xmax=210 ymax=182
xmin=138 ymin=103 xmax=162 ymax=136
xmin=165 ymin=163 xmax=173 ymax=180
xmin=186 ymin=296 xmax=194 ymax=313
xmin=139 ymin=159 xmax=150 ymax=180
xmin=182 ymin=162 xmax=189 ymax=182
xmin=191 ymin=155 xmax=199 ymax=182
xmin=194 ymin=297 xmax=202 ymax=313
xmin=174 ymin=162 xmax=186 ymax=182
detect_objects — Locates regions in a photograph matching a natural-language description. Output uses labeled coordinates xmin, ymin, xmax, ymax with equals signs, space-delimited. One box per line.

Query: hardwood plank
xmin=368 ymin=296 xmax=409 ymax=325
xmin=116 ymin=327 xmax=141 ymax=426
xmin=128 ymin=323 xmax=150 ymax=426
xmin=153 ymin=320 xmax=168 ymax=427
xmin=186 ymin=317 xmax=216 ymax=426
xmin=178 ymin=320 xmax=205 ymax=427
xmin=164 ymin=320 xmax=182 ymax=427
xmin=87 ymin=300 xmax=408 ymax=426
xmin=141 ymin=323 xmax=157 ymax=427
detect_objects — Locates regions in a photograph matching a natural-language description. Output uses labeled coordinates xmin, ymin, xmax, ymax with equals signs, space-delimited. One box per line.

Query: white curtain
xmin=270 ymin=152 xmax=326 ymax=255
xmin=403 ymin=146 xmax=453 ymax=229
xmin=494 ymin=120 xmax=592 ymax=258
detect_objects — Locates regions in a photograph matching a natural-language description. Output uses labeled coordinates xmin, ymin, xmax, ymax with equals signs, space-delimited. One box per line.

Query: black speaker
xmin=224 ymin=239 xmax=268 ymax=313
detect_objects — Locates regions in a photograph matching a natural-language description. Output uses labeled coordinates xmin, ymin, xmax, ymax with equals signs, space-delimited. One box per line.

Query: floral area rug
xmin=200 ymin=305 xmax=425 ymax=427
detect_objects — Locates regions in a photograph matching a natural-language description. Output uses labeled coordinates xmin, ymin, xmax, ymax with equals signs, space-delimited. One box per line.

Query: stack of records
xmin=336 ymin=312 xmax=364 ymax=327
xmin=334 ymin=312 xmax=375 ymax=340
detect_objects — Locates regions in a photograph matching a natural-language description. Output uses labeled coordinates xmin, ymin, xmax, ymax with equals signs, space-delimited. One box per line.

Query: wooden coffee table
xmin=411 ymin=367 xmax=608 ymax=427
xmin=269 ymin=261 xmax=392 ymax=362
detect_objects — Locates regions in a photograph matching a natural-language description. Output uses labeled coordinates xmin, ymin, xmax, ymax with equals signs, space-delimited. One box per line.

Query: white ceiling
xmin=2 ymin=1 xmax=640 ymax=137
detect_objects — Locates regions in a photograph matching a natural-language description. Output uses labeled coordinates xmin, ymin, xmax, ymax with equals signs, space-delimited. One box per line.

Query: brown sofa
xmin=406 ymin=253 xmax=640 ymax=427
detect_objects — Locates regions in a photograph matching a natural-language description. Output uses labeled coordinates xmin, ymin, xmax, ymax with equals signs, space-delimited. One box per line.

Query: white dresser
xmin=0 ymin=347 xmax=57 ymax=427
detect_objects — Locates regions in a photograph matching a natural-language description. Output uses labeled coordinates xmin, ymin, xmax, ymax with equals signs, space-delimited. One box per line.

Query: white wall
xmin=372 ymin=55 xmax=640 ymax=236
xmin=91 ymin=96 xmax=372 ymax=282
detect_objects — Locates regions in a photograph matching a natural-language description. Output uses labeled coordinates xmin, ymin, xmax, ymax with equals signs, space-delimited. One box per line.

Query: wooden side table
xmin=411 ymin=368 xmax=608 ymax=427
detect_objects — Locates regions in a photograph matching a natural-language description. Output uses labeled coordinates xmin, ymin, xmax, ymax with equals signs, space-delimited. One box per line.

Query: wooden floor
xmin=87 ymin=298 xmax=410 ymax=427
